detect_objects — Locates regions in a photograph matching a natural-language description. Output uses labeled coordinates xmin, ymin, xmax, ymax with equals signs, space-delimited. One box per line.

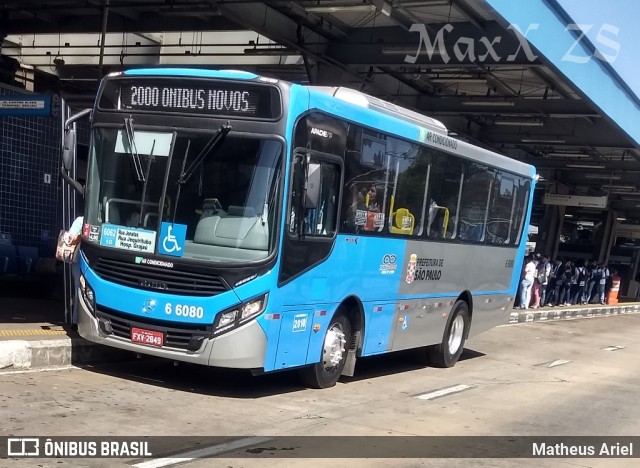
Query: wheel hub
xmin=323 ymin=325 xmax=346 ymax=369
xmin=448 ymin=314 xmax=465 ymax=354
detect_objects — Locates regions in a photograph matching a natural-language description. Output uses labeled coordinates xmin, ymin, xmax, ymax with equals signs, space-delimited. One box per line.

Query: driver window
xmin=289 ymin=157 xmax=340 ymax=238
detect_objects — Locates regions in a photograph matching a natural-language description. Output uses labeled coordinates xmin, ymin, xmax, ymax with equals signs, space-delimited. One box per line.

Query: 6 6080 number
xmin=165 ymin=303 xmax=204 ymax=319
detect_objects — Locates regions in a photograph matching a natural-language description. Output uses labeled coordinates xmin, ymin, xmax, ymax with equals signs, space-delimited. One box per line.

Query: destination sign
xmin=99 ymin=78 xmax=280 ymax=118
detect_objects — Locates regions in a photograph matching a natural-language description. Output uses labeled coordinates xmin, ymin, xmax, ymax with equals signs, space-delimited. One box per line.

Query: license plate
xmin=131 ymin=327 xmax=164 ymax=347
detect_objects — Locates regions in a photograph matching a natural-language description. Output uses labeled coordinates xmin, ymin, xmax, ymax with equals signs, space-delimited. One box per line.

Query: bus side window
xmin=427 ymin=156 xmax=463 ymax=240
xmin=427 ymin=200 xmax=449 ymax=239
xmin=304 ymin=161 xmax=340 ymax=236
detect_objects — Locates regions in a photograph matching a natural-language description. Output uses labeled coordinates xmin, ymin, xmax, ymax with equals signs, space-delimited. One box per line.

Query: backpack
xmin=564 ymin=266 xmax=574 ymax=282
xmin=577 ymin=267 xmax=587 ymax=286
xmin=537 ymin=263 xmax=549 ymax=284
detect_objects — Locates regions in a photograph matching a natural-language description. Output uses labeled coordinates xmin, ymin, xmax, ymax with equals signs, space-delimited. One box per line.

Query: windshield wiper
xmin=177 ymin=122 xmax=231 ymax=187
xmin=172 ymin=122 xmax=231 ymax=224
xmin=124 ymin=117 xmax=145 ymax=182
xmin=138 ymin=140 xmax=156 ymax=227
xmin=172 ymin=140 xmax=191 ymax=224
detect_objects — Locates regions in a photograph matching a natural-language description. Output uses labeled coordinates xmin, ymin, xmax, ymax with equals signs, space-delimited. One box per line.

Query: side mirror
xmin=62 ymin=128 xmax=77 ymax=172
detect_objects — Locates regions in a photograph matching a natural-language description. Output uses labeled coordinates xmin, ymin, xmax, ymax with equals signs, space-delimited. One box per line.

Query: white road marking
xmin=546 ymin=359 xmax=571 ymax=368
xmin=132 ymin=436 xmax=272 ymax=468
xmin=416 ymin=384 xmax=473 ymax=400
xmin=536 ymin=359 xmax=571 ymax=368
xmin=602 ymin=345 xmax=625 ymax=351
xmin=0 ymin=365 xmax=76 ymax=376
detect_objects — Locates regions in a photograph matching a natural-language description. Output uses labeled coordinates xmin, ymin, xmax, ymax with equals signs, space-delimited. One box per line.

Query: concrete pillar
xmin=594 ymin=209 xmax=617 ymax=264
xmin=538 ymin=181 xmax=570 ymax=260
xmin=539 ymin=203 xmax=565 ymax=260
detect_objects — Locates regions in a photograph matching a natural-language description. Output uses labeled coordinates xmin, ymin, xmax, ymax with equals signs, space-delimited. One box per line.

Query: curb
xmin=509 ymin=304 xmax=640 ymax=324
xmin=0 ymin=337 xmax=132 ymax=371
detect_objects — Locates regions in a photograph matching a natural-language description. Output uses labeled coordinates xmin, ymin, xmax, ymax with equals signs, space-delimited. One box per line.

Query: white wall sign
xmin=543 ymin=193 xmax=608 ymax=209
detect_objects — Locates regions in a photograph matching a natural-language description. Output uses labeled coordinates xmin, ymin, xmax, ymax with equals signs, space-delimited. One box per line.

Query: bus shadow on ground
xmin=82 ymin=356 xmax=307 ymax=398
xmin=81 ymin=347 xmax=485 ymax=398
xmin=342 ymin=347 xmax=486 ymax=383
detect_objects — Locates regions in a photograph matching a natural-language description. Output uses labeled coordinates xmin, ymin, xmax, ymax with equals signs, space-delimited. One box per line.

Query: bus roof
xmin=305 ymin=85 xmax=536 ymax=178
xmin=122 ymin=68 xmax=260 ymax=80
xmin=308 ymin=86 xmax=448 ymax=135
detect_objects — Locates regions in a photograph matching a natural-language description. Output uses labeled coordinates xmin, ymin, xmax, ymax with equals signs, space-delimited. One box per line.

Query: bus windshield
xmin=85 ymin=127 xmax=282 ymax=263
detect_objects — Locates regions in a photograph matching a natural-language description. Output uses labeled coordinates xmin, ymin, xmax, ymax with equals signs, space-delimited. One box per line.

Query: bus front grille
xmin=96 ymin=308 xmax=210 ymax=352
xmin=93 ymin=257 xmax=229 ymax=297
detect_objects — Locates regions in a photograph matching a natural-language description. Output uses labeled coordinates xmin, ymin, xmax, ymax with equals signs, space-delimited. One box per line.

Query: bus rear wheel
xmin=428 ymin=300 xmax=469 ymax=368
xmin=299 ymin=314 xmax=351 ymax=389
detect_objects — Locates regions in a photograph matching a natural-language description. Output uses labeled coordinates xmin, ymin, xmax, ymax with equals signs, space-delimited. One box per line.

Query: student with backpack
xmin=591 ymin=263 xmax=609 ymax=305
xmin=599 ymin=264 xmax=610 ymax=305
xmin=534 ymin=255 xmax=551 ymax=307
xmin=560 ymin=260 xmax=575 ymax=306
xmin=550 ymin=259 xmax=564 ymax=306
xmin=584 ymin=261 xmax=598 ymax=304
xmin=572 ymin=260 xmax=588 ymax=305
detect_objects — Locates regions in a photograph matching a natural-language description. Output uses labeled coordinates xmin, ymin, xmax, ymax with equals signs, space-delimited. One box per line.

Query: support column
xmin=97 ymin=0 xmax=110 ymax=82
xmin=595 ymin=209 xmax=617 ymax=264
xmin=539 ymin=204 xmax=565 ymax=260
xmin=538 ymin=181 xmax=570 ymax=260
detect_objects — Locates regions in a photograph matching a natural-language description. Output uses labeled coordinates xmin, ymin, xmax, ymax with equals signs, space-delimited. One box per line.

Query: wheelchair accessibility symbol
xmin=159 ymin=222 xmax=187 ymax=257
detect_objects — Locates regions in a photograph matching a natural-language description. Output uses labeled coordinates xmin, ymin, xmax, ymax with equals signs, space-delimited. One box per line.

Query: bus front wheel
xmin=428 ymin=300 xmax=469 ymax=368
xmin=299 ymin=314 xmax=351 ymax=389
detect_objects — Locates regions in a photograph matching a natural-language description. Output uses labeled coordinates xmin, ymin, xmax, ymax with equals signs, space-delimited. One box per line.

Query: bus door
xmin=60 ymin=105 xmax=91 ymax=324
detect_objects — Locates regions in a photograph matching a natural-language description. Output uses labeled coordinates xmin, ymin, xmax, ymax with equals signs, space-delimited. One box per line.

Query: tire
xmin=299 ymin=313 xmax=351 ymax=389
xmin=428 ymin=300 xmax=470 ymax=368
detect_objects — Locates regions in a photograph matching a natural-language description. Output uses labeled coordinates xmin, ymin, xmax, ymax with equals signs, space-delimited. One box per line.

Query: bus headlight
xmin=79 ymin=274 xmax=96 ymax=316
xmin=218 ymin=310 xmax=238 ymax=328
xmin=213 ymin=293 xmax=268 ymax=336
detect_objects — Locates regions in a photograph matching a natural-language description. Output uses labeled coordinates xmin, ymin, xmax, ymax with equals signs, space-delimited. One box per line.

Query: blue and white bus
xmin=61 ymin=68 xmax=535 ymax=388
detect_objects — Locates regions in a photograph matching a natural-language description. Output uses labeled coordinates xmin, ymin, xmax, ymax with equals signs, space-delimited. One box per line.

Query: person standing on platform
xmin=593 ymin=263 xmax=609 ymax=305
xmin=560 ymin=260 xmax=575 ymax=306
xmin=519 ymin=255 xmax=536 ymax=310
xmin=65 ymin=216 xmax=84 ymax=329
xmin=534 ymin=255 xmax=551 ymax=308
xmin=547 ymin=258 xmax=562 ymax=306
xmin=584 ymin=261 xmax=598 ymax=304
xmin=572 ymin=260 xmax=587 ymax=305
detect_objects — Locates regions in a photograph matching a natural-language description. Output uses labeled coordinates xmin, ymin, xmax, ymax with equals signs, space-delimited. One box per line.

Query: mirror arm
xmin=60 ymin=166 xmax=84 ymax=196
xmin=64 ymin=108 xmax=91 ymax=130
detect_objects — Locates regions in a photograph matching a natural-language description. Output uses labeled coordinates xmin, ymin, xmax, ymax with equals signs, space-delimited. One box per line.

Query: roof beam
xmin=216 ymin=2 xmax=425 ymax=102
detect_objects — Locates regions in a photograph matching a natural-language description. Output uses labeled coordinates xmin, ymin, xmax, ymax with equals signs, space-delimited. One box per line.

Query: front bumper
xmin=77 ymin=294 xmax=268 ymax=368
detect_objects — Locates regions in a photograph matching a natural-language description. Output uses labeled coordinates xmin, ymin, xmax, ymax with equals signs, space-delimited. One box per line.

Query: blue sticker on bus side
xmin=158 ymin=222 xmax=187 ymax=257
xmin=292 ymin=314 xmax=308 ymax=333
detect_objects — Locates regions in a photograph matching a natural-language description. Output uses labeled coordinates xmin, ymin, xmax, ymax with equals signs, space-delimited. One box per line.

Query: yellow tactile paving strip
xmin=0 ymin=329 xmax=68 ymax=337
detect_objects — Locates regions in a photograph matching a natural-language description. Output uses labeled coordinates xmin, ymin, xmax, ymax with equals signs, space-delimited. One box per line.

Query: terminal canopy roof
xmin=2 ymin=0 xmax=639 ymax=227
